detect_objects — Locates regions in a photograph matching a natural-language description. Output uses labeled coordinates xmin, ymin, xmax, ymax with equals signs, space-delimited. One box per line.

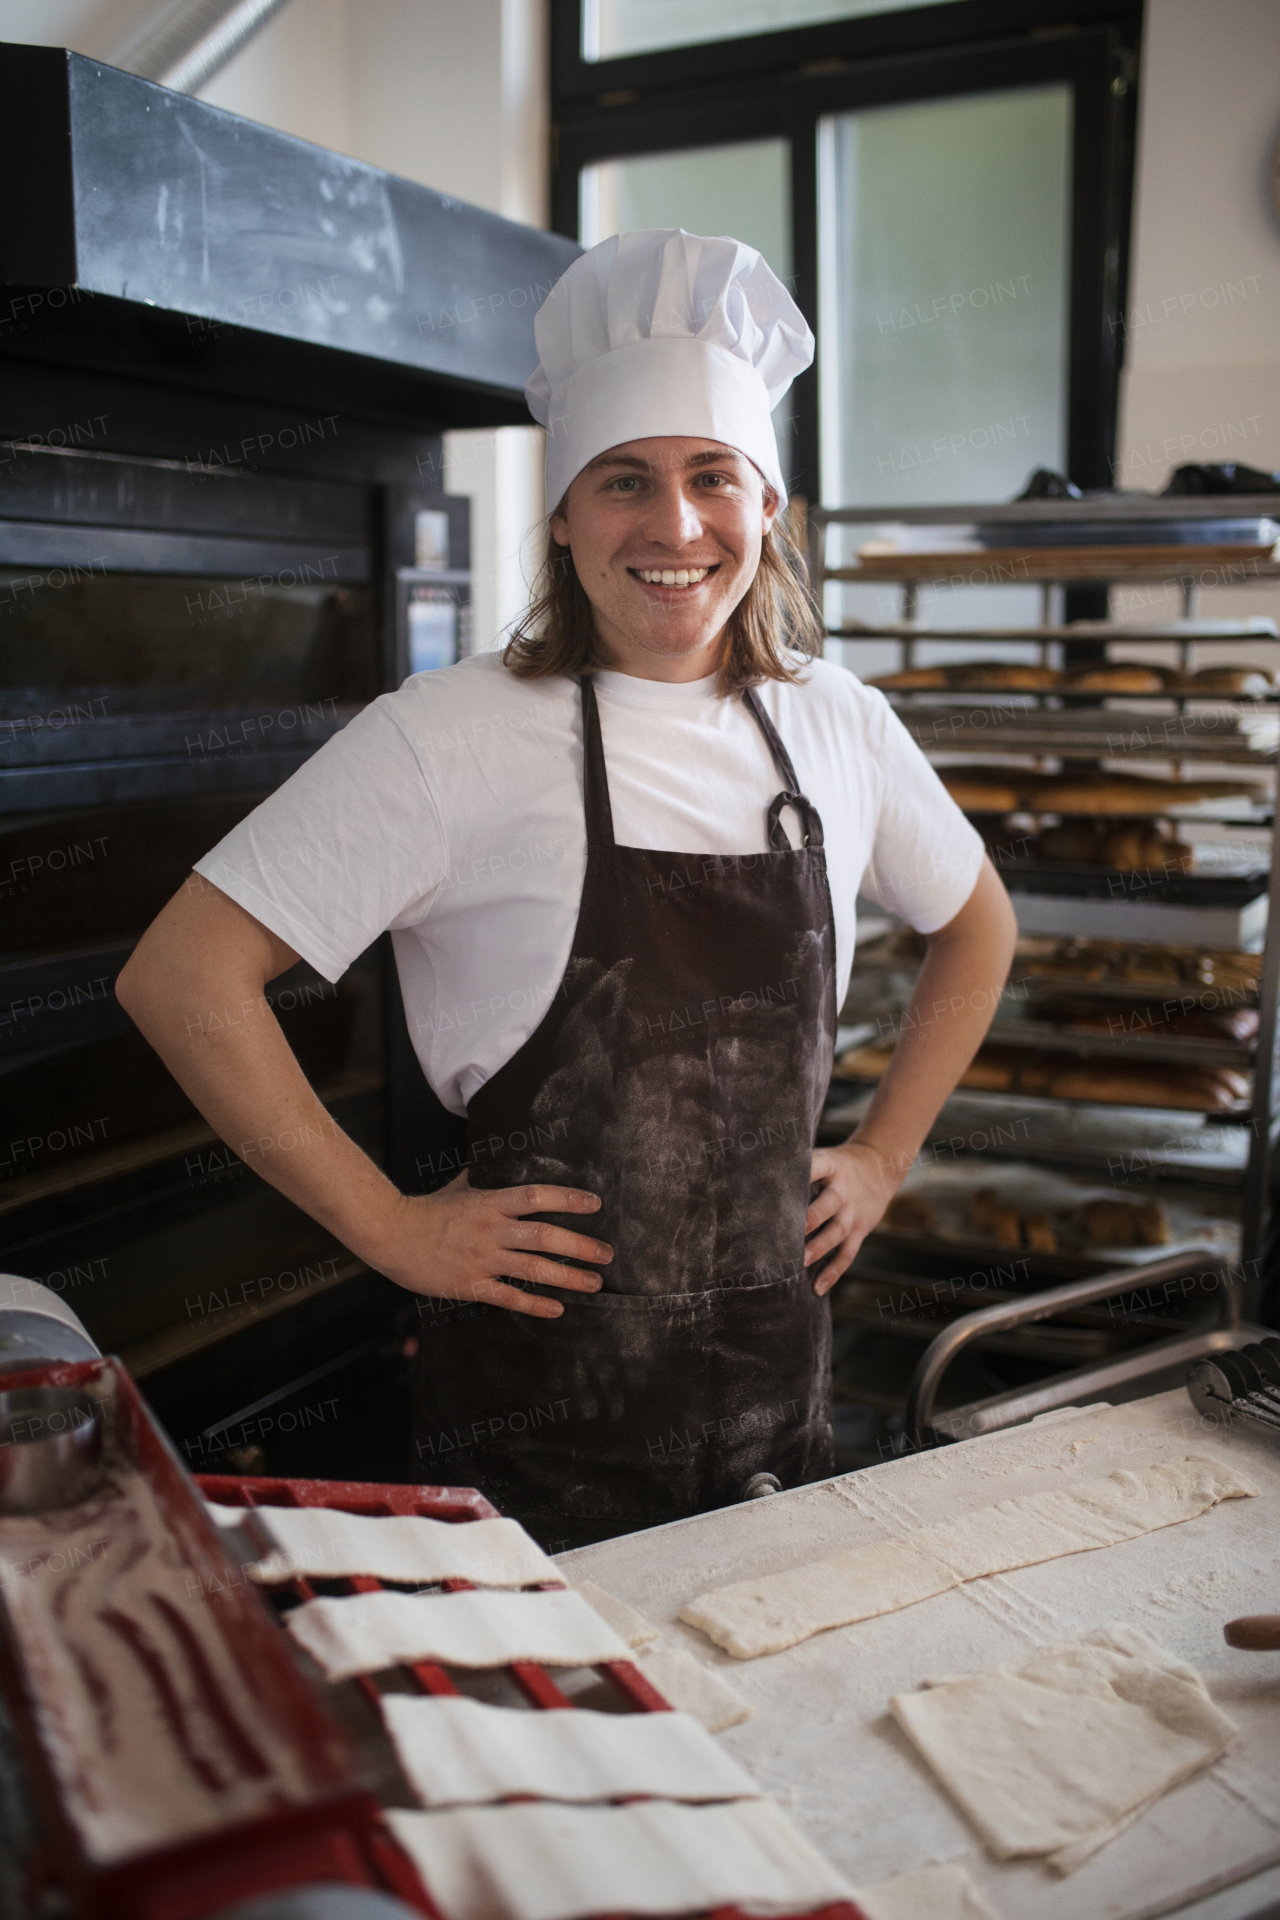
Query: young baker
xmin=119 ymin=230 xmax=1016 ymax=1548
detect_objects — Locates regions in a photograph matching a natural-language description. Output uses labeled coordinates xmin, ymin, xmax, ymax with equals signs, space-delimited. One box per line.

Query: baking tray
xmin=875 ymin=1160 xmax=1241 ymax=1266
xmin=987 ymin=858 xmax=1269 ymax=906
xmin=200 ymin=1474 xmax=867 ymax=1920
xmin=904 ymin=710 xmax=1279 ymax=761
xmin=0 ymin=1357 xmax=414 ymax=1920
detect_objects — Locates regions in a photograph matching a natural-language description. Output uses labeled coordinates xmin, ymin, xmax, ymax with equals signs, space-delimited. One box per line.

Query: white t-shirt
xmin=195 ymin=652 xmax=983 ymax=1115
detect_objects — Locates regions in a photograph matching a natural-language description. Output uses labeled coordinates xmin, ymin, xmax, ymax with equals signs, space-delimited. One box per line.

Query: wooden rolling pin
xmin=1224 ymin=1616 xmax=1280 ymax=1650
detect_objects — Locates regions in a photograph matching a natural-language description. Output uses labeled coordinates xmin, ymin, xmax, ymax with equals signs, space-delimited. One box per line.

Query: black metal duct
xmin=0 ymin=45 xmax=578 ymax=429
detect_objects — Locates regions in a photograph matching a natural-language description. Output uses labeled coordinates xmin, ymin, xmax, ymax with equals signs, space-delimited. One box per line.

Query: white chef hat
xmin=525 ymin=228 xmax=814 ymax=511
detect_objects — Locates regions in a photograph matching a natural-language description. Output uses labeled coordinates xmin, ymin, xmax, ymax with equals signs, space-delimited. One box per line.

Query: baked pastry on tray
xmin=872 ymin=660 xmax=1059 ymax=692
xmin=937 ymin=765 xmax=1048 ymax=811
xmin=1031 ymin=820 xmax=1194 ymax=871
xmin=1061 ymin=663 xmax=1171 ymax=693
xmin=834 ymin=1039 xmax=1249 ymax=1110
xmin=1031 ymin=771 xmax=1263 ymax=815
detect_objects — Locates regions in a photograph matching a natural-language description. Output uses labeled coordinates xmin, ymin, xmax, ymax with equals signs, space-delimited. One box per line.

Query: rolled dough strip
xmin=890 ymin=1624 xmax=1237 ymax=1874
xmin=857 ymin=1864 xmax=1004 ymax=1920
xmin=631 ymin=1641 xmax=754 ymax=1732
xmin=244 ymin=1509 xmax=562 ymax=1589
xmin=385 ymin=1798 xmax=853 ymax=1920
xmin=680 ymin=1455 xmax=1257 ymax=1660
xmin=285 ymin=1587 xmax=627 ymax=1680
xmin=381 ymin=1692 xmax=760 ymax=1806
xmin=572 ymin=1578 xmax=659 ymax=1646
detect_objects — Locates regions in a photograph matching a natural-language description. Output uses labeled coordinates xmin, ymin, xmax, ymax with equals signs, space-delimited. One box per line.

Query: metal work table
xmin=561 ymin=1390 xmax=1280 ymax=1920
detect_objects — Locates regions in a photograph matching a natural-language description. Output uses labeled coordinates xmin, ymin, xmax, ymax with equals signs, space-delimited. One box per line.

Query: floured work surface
xmin=558 ymin=1390 xmax=1280 ymax=1920
xmin=681 ymin=1454 xmax=1257 ymax=1659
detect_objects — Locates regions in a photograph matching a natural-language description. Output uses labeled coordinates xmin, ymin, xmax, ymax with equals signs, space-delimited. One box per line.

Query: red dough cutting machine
xmin=0 ymin=1335 xmax=866 ymax=1920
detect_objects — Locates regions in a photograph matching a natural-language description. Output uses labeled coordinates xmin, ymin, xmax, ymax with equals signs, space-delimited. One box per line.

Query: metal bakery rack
xmin=806 ymin=493 xmax=1280 ymax=1452
xmin=0 ymin=1348 xmax=864 ymax=1920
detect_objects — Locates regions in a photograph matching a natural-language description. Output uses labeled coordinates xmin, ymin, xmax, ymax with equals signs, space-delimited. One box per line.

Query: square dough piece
xmin=890 ymin=1625 xmax=1237 ymax=1875
xmin=381 ymin=1693 xmax=760 ymax=1806
xmin=246 ymin=1509 xmax=562 ymax=1588
xmin=385 ymin=1798 xmax=853 ymax=1920
xmin=857 ymin=1864 xmax=1004 ymax=1920
xmin=285 ymin=1587 xmax=627 ymax=1680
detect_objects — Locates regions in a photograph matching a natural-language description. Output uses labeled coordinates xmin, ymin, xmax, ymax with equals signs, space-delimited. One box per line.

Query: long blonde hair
xmin=503 ymin=505 xmax=824 ymax=696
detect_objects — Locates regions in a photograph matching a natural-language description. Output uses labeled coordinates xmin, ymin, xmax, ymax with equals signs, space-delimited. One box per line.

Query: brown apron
xmin=412 ymin=673 xmax=837 ymax=1546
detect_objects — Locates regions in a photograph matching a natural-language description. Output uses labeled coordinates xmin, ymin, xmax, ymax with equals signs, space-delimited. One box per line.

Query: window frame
xmin=551 ymin=0 xmax=1141 ymax=502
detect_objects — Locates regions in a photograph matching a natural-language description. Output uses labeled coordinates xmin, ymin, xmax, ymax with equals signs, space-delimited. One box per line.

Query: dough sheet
xmin=890 ymin=1625 xmax=1237 ymax=1876
xmin=680 ymin=1454 xmax=1257 ymax=1659
xmin=857 ymin=1864 xmax=1004 ymax=1920
xmin=385 ymin=1797 xmax=853 ymax=1920
xmin=571 ymin=1578 xmax=658 ymax=1646
xmin=285 ymin=1587 xmax=627 ymax=1680
xmin=241 ymin=1508 xmax=561 ymax=1588
xmin=381 ymin=1693 xmax=760 ymax=1806
xmin=631 ymin=1641 xmax=754 ymax=1732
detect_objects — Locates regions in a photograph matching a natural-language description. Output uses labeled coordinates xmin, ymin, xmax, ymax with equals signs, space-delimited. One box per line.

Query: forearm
xmin=849 ymin=858 xmax=1017 ymax=1182
xmin=116 ymin=882 xmax=399 ymax=1267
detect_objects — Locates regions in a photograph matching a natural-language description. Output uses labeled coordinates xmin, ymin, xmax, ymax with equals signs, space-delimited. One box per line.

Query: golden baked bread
xmin=832 ymin=1042 xmax=894 ymax=1080
xmin=1033 ymin=772 xmax=1261 ymax=815
xmin=1019 ymin=941 xmax=1110 ymax=980
xmin=1172 ymin=665 xmax=1275 ymax=696
xmin=966 ymin=1190 xmax=1020 ymax=1245
xmin=1192 ymin=950 xmax=1262 ymax=991
xmin=1080 ymin=1198 xmax=1171 ymax=1247
xmin=1021 ymin=1213 xmax=1057 ymax=1252
xmin=955 ymin=1046 xmax=1025 ymax=1092
xmin=1112 ymin=947 xmax=1184 ymax=982
xmin=1033 ymin=996 xmax=1258 ymax=1043
xmin=1013 ymin=937 xmax=1260 ymax=994
xmin=1098 ymin=823 xmax=1194 ymax=872
xmin=1045 ymin=1061 xmax=1246 ymax=1110
xmin=869 ymin=666 xmax=951 ymax=690
xmin=1034 ymin=820 xmax=1104 ymax=862
xmin=884 ymin=1194 xmax=936 ymax=1233
xmin=939 ymin=765 xmax=1049 ymax=811
xmin=937 ymin=766 xmax=1023 ymax=811
xmin=949 ymin=661 xmax=1060 ymax=691
xmin=1061 ymin=663 xmax=1169 ymax=693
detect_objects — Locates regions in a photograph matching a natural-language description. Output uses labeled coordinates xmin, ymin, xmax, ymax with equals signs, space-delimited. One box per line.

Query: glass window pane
xmin=584 ymin=0 xmax=956 ymax=62
xmin=817 ymin=83 xmax=1071 ymax=638
xmin=819 ymin=83 xmax=1072 ymax=509
xmin=580 ymin=139 xmax=790 ymax=284
xmin=580 ymin=139 xmax=795 ymax=481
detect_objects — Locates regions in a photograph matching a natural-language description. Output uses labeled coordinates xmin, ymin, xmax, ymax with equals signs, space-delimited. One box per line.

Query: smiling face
xmin=549 ymin=436 xmax=777 ymax=682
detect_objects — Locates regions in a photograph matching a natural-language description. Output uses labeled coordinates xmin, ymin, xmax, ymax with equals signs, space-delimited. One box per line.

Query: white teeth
xmin=675 ymin=570 xmax=689 ymax=586
xmin=637 ymin=567 xmax=709 ymax=586
xmin=661 ymin=570 xmax=676 ymax=585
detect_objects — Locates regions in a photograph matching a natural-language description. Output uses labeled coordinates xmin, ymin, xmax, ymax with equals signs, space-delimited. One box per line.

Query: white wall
xmin=197 ymin=0 xmax=550 ymax=657
xmin=1115 ymin=0 xmax=1280 ymax=633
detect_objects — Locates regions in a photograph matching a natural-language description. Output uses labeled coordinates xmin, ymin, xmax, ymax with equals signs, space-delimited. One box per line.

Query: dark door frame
xmin=550 ymin=0 xmax=1141 ymax=501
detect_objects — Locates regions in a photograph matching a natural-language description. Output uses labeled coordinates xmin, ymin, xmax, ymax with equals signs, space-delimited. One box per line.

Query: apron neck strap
xmin=742 ymin=685 xmax=801 ymax=792
xmin=580 ymin=674 xmax=616 ymax=847
xmin=744 ymin=686 xmax=825 ymax=852
xmin=580 ymin=674 xmax=821 ymax=852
